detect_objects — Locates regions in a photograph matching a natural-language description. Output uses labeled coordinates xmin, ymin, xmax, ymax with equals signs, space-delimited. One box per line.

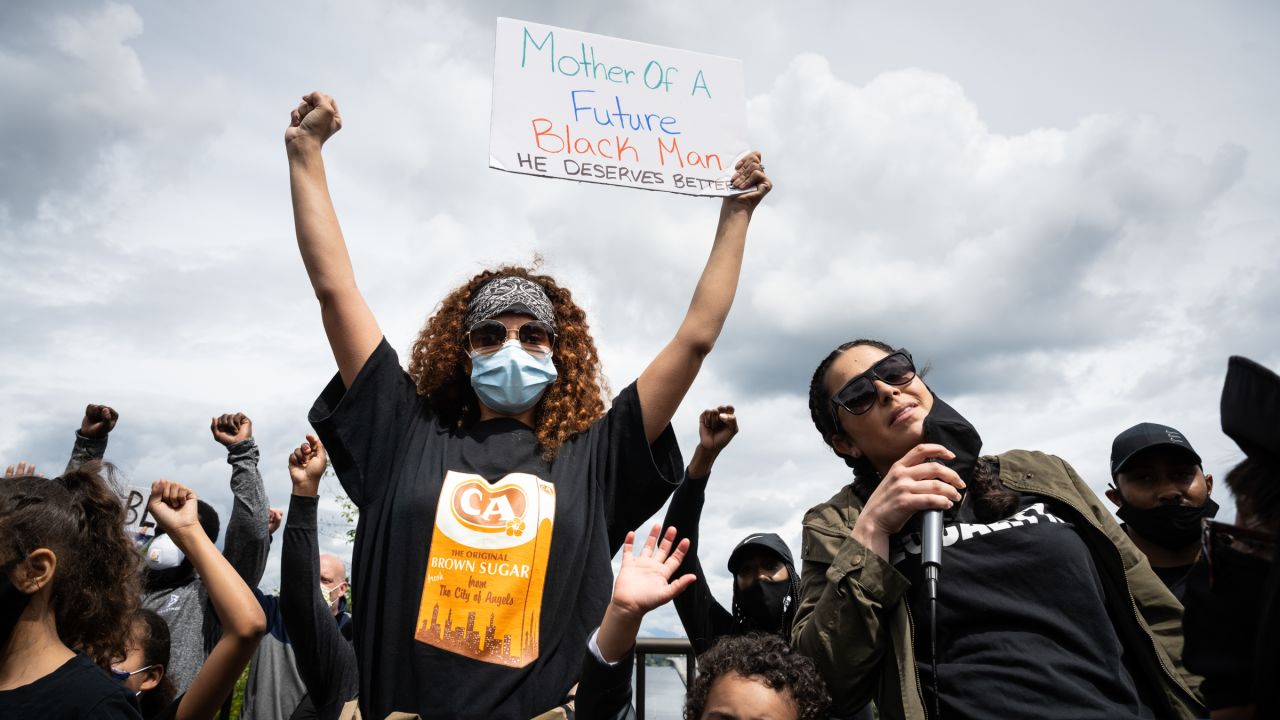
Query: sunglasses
xmin=1201 ymin=518 xmax=1276 ymax=589
xmin=829 ymin=351 xmax=917 ymax=420
xmin=465 ymin=319 xmax=555 ymax=357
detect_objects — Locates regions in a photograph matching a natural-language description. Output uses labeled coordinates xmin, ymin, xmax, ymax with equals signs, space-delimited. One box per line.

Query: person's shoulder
xmin=802 ymin=483 xmax=861 ymax=531
xmin=60 ymin=655 xmax=141 ymax=716
xmin=993 ymin=449 xmax=1071 ymax=477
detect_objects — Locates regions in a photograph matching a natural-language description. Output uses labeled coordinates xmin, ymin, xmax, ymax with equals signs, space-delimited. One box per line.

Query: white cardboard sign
xmin=489 ymin=18 xmax=749 ymax=197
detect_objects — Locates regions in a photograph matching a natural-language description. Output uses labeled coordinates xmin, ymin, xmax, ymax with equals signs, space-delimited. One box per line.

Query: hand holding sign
xmin=491 ymin=18 xmax=752 ymax=197
xmin=727 ymin=151 xmax=771 ymax=210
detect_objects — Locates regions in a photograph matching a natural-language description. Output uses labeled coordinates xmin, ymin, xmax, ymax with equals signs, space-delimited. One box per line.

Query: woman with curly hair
xmin=0 ymin=462 xmax=142 ymax=718
xmin=285 ymin=91 xmax=771 ymax=719
xmin=792 ymin=340 xmax=1205 ymax=719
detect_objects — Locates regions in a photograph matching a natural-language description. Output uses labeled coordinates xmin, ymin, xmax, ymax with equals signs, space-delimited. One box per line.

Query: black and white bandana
xmin=464 ymin=276 xmax=557 ymax=330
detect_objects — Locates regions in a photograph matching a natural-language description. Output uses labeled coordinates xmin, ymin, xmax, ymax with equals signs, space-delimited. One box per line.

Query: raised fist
xmin=148 ymin=479 xmax=199 ymax=535
xmin=268 ymin=507 xmax=284 ymax=535
xmin=285 ymin=91 xmax=343 ymax=150
xmin=211 ymin=413 xmax=253 ymax=446
xmin=288 ymin=434 xmax=327 ymax=497
xmin=80 ymin=404 xmax=119 ymax=439
xmin=697 ymin=405 xmax=739 ymax=454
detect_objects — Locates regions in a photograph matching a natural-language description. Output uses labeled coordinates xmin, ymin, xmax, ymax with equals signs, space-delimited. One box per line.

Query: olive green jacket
xmin=791 ymin=450 xmax=1205 ymax=720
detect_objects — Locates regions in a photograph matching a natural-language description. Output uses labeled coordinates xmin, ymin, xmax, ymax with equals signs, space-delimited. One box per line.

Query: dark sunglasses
xmin=1201 ymin=518 xmax=1276 ymax=589
xmin=465 ymin=319 xmax=555 ymax=356
xmin=829 ymin=351 xmax=917 ymax=420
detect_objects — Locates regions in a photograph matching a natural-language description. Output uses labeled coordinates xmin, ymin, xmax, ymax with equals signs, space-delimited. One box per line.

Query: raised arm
xmin=148 ymin=480 xmax=267 ymax=720
xmin=577 ymin=524 xmax=696 ymax=719
xmin=635 ymin=155 xmax=770 ymax=442
xmin=211 ymin=413 xmax=271 ymax=587
xmin=664 ymin=406 xmax=738 ymax=653
xmin=64 ymin=404 xmax=117 ymax=475
xmin=286 ymin=91 xmax=383 ymax=387
xmin=280 ymin=436 xmax=359 ymax=715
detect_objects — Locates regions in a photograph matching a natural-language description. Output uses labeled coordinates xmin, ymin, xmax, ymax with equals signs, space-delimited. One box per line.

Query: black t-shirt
xmin=309 ymin=339 xmax=682 ymax=720
xmin=892 ymin=494 xmax=1153 ymax=719
xmin=1151 ymin=564 xmax=1193 ymax=605
xmin=0 ymin=653 xmax=141 ymax=719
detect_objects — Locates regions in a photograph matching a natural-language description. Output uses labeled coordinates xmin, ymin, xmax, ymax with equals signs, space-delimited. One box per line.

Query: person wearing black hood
xmin=660 ymin=406 xmax=800 ymax=653
xmin=1105 ymin=422 xmax=1219 ymax=602
xmin=1182 ymin=355 xmax=1280 ymax=720
xmin=793 ymin=340 xmax=1204 ymax=720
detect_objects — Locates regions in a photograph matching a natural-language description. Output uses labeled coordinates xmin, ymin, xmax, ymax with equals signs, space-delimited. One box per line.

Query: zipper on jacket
xmin=1012 ymin=481 xmax=1196 ymax=707
xmin=903 ymin=599 xmax=930 ymax=720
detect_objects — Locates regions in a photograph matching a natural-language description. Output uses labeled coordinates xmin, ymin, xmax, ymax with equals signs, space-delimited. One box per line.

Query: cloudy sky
xmin=3 ymin=0 xmax=1278 ymax=642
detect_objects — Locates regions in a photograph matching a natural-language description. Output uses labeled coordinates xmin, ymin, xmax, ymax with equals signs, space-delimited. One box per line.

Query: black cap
xmin=1221 ymin=355 xmax=1280 ymax=462
xmin=1111 ymin=422 xmax=1202 ymax=477
xmin=726 ymin=533 xmax=794 ymax=574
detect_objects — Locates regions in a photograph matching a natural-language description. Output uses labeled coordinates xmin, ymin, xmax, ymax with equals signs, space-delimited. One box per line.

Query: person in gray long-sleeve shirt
xmin=59 ymin=406 xmax=272 ymax=695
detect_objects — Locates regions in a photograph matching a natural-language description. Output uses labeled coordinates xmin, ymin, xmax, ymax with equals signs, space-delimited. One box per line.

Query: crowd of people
xmin=1 ymin=90 xmax=1277 ymax=720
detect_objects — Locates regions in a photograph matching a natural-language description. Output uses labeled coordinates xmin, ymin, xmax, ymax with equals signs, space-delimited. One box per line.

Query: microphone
xmin=920 ymin=509 xmax=943 ymax=602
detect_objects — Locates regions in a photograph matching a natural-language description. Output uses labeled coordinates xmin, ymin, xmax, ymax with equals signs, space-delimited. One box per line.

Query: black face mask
xmin=921 ymin=397 xmax=983 ymax=517
xmin=1 ymin=571 xmax=33 ymax=650
xmin=1117 ymin=498 xmax=1219 ymax=551
xmin=733 ymin=577 xmax=792 ymax=634
xmin=1182 ymin=543 xmax=1269 ymax=710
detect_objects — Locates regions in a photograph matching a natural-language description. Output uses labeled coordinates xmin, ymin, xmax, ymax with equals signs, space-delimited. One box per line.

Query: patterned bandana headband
xmin=464 ymin=276 xmax=557 ymax=330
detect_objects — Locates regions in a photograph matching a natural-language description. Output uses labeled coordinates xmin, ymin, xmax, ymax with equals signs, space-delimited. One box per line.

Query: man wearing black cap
xmin=1106 ymin=422 xmax=1218 ymax=602
xmin=659 ymin=406 xmax=800 ymax=655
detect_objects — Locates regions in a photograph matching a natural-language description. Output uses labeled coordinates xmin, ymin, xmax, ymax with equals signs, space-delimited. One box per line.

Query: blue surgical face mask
xmin=470 ymin=340 xmax=558 ymax=415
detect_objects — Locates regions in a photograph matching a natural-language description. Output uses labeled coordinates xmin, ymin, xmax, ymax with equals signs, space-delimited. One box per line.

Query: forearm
xmin=64 ymin=431 xmax=107 ymax=475
xmin=289 ymin=143 xmax=358 ymax=298
xmin=685 ymin=446 xmax=720 ymax=480
xmin=288 ymin=143 xmax=382 ymax=386
xmin=172 ymin=527 xmax=267 ymax=640
xmin=636 ymin=206 xmax=751 ymax=441
xmin=594 ymin=603 xmax=644 ymax=663
xmin=222 ymin=439 xmax=270 ymax=585
xmin=676 ymin=203 xmax=751 ymax=353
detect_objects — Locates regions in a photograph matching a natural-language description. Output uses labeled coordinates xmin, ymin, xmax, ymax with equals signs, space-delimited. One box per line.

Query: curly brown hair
xmin=406 ymin=264 xmax=607 ymax=459
xmin=0 ymin=461 xmax=141 ymax=671
xmin=684 ymin=633 xmax=831 ymax=720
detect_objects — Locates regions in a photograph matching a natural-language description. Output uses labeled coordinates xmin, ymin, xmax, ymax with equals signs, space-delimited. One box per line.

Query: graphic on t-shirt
xmin=415 ymin=471 xmax=556 ymax=667
xmin=891 ymin=502 xmax=1067 ymax=563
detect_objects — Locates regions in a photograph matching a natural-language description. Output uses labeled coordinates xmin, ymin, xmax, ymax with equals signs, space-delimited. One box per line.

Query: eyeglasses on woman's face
xmin=464 ymin=319 xmax=555 ymax=357
xmin=829 ymin=351 xmax=917 ymax=421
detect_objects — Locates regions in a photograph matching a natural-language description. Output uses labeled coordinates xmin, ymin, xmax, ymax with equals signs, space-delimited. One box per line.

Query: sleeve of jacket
xmin=662 ymin=471 xmax=735 ymax=655
xmin=574 ymin=638 xmax=637 ymax=720
xmin=221 ymin=439 xmax=271 ymax=587
xmin=1056 ymin=457 xmax=1205 ymax=707
xmin=790 ymin=496 xmax=911 ymax=714
xmin=281 ymin=494 xmax=359 ymax=713
xmin=63 ymin=431 xmax=107 ymax=475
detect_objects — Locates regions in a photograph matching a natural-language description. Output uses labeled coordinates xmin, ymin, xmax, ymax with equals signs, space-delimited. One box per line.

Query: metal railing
xmin=634 ymin=637 xmax=695 ymax=719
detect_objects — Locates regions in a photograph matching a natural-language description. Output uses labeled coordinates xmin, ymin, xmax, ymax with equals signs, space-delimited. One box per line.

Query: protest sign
xmin=489 ymin=18 xmax=749 ymax=197
xmin=121 ymin=484 xmax=156 ymax=547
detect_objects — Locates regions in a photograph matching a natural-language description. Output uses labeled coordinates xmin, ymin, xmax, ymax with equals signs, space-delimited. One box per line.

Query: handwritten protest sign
xmin=490 ymin=18 xmax=749 ymax=197
xmin=121 ymin=484 xmax=156 ymax=547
